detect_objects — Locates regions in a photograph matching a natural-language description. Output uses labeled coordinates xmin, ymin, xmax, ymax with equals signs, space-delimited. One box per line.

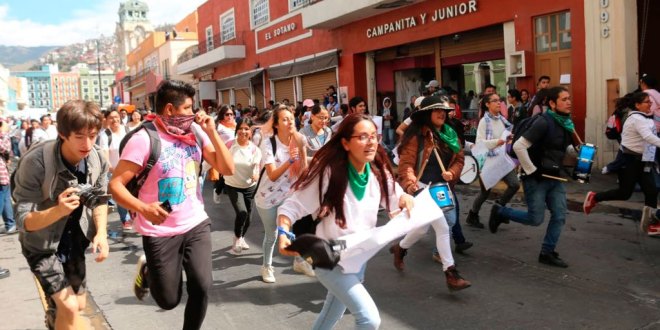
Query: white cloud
xmin=0 ymin=0 xmax=205 ymax=47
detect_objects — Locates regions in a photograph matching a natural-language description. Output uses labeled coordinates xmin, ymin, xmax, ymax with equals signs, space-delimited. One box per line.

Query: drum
xmin=460 ymin=155 xmax=479 ymax=184
xmin=573 ymin=143 xmax=597 ymax=183
xmin=415 ymin=182 xmax=455 ymax=212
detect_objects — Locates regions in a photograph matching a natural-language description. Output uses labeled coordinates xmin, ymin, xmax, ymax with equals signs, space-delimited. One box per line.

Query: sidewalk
xmin=481 ymin=170 xmax=649 ymax=215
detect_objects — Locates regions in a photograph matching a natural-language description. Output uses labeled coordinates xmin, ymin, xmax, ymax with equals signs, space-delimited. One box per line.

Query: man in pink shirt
xmin=109 ymin=80 xmax=234 ymax=329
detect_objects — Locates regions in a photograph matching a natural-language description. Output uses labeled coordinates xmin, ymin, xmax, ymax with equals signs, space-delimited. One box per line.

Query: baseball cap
xmin=303 ymin=99 xmax=314 ymax=107
xmin=425 ymin=80 xmax=439 ymax=88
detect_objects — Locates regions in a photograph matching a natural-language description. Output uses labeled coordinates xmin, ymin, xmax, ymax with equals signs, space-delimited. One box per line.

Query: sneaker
xmin=455 ymin=241 xmax=474 ymax=254
xmin=488 ymin=204 xmax=504 ymax=233
xmin=4 ymin=226 xmax=17 ymax=235
xmin=648 ymin=223 xmax=660 ymax=236
xmin=444 ymin=266 xmax=471 ymax=291
xmin=122 ymin=221 xmax=133 ymax=231
xmin=583 ymin=191 xmax=597 ymax=215
xmin=640 ymin=206 xmax=657 ymax=233
xmin=239 ymin=237 xmax=250 ymax=250
xmin=389 ymin=243 xmax=407 ymax=271
xmin=292 ymin=257 xmax=316 ymax=277
xmin=230 ymin=237 xmax=242 ymax=255
xmin=133 ymin=255 xmax=149 ymax=300
xmin=601 ymin=166 xmax=609 ymax=175
xmin=213 ymin=192 xmax=222 ymax=204
xmin=466 ymin=210 xmax=484 ymax=229
xmin=538 ymin=251 xmax=568 ymax=268
xmin=261 ymin=265 xmax=276 ymax=283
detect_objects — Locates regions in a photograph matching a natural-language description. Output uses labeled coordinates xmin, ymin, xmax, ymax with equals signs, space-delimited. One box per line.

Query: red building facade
xmin=182 ymin=0 xmax=586 ymax=135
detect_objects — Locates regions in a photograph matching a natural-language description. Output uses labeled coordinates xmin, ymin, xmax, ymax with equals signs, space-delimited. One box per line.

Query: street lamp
xmin=96 ymin=39 xmax=103 ymax=108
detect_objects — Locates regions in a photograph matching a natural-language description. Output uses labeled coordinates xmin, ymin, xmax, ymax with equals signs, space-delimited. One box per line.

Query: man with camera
xmin=12 ymin=100 xmax=110 ymax=330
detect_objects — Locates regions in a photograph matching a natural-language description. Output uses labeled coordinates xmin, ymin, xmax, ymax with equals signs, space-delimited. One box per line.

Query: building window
xmin=162 ymin=59 xmax=170 ymax=79
xmin=251 ymin=0 xmax=269 ymax=28
xmin=535 ymin=11 xmax=571 ymax=53
xmin=205 ymin=26 xmax=214 ymax=51
xmin=83 ymin=80 xmax=88 ymax=86
xmin=290 ymin=0 xmax=312 ymax=11
xmin=102 ymin=79 xmax=108 ymax=85
xmin=221 ymin=10 xmax=236 ymax=43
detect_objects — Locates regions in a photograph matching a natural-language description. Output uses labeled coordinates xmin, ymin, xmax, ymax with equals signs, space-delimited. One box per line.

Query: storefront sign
xmin=367 ymin=0 xmax=478 ymax=38
xmin=256 ymin=14 xmax=311 ymax=53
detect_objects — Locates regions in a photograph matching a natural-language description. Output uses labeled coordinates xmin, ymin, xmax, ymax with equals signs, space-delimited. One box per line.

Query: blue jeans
xmin=382 ymin=127 xmax=395 ymax=151
xmin=117 ymin=205 xmax=130 ymax=223
xmin=256 ymin=204 xmax=279 ymax=266
xmin=313 ymin=265 xmax=380 ymax=330
xmin=498 ymin=177 xmax=567 ymax=254
xmin=0 ymin=184 xmax=15 ymax=229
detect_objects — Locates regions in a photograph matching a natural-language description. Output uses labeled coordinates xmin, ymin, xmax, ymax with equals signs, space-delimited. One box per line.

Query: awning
xmin=267 ymin=51 xmax=338 ymax=80
xmin=215 ymin=69 xmax=264 ymax=90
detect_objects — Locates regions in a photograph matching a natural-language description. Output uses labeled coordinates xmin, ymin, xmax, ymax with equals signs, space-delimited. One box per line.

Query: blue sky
xmin=0 ymin=0 xmax=205 ymax=46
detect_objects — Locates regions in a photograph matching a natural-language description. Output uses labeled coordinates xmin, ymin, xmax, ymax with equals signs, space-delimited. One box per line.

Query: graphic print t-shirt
xmin=120 ymin=123 xmax=211 ymax=237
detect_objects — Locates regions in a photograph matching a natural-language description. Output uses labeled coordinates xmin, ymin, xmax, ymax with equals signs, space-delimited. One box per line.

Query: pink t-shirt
xmin=120 ymin=123 xmax=211 ymax=237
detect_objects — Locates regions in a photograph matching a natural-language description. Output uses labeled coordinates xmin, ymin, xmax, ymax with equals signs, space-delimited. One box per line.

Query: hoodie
xmin=378 ymin=97 xmax=397 ymax=128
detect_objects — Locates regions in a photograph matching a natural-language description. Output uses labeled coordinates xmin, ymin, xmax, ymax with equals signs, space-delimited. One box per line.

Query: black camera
xmin=75 ymin=184 xmax=111 ymax=210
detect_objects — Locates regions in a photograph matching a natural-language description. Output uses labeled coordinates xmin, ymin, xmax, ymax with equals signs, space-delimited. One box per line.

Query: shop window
xmin=206 ymin=26 xmax=214 ymax=51
xmin=290 ymin=0 xmax=313 ymax=11
xmin=221 ymin=10 xmax=235 ymax=43
xmin=251 ymin=0 xmax=269 ymax=28
xmin=535 ymin=11 xmax=571 ymax=53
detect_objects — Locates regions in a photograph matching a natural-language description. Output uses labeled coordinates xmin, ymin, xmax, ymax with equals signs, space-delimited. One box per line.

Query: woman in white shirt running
xmin=277 ymin=114 xmax=413 ymax=329
xmin=224 ymin=117 xmax=262 ymax=254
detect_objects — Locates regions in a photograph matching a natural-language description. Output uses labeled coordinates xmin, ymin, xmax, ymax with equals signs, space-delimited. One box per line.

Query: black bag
xmin=507 ymin=113 xmax=552 ymax=160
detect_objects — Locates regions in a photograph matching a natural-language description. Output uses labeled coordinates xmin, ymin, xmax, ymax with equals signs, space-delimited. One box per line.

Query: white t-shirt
xmin=255 ymin=136 xmax=295 ymax=209
xmin=99 ymin=127 xmax=128 ymax=168
xmin=42 ymin=126 xmax=58 ymax=141
xmin=224 ymin=141 xmax=262 ymax=189
xmin=302 ymin=111 xmax=312 ymax=127
xmin=216 ymin=123 xmax=235 ymax=147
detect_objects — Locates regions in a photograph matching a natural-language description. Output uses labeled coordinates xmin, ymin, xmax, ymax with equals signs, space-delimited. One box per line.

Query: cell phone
xmin=160 ymin=200 xmax=172 ymax=213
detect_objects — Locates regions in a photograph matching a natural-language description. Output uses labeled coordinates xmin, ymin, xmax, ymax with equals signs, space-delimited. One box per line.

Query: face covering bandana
xmin=153 ymin=114 xmax=198 ymax=146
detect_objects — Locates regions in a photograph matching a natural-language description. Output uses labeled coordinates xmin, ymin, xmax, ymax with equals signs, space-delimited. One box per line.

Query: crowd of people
xmin=2 ymin=73 xmax=660 ymax=329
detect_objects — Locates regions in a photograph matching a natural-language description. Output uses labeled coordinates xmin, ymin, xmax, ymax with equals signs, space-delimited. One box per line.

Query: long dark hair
xmin=293 ymin=114 xmax=394 ymax=228
xmin=398 ymin=109 xmax=437 ymax=156
xmin=527 ymin=88 xmax=549 ymax=116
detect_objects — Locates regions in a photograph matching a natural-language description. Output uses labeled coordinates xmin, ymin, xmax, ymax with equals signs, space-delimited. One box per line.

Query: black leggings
xmin=142 ymin=219 xmax=212 ymax=330
xmin=225 ymin=185 xmax=256 ymax=238
xmin=595 ymin=154 xmax=658 ymax=207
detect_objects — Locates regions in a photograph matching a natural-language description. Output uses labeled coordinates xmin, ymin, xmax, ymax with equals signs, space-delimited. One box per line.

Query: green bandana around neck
xmin=348 ymin=161 xmax=370 ymax=201
xmin=546 ymin=109 xmax=575 ymax=132
xmin=434 ymin=125 xmax=461 ymax=154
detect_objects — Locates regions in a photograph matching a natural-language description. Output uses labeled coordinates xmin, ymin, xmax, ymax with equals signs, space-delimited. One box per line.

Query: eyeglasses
xmin=351 ymin=133 xmax=380 ymax=144
xmin=642 ymin=100 xmax=652 ymax=104
xmin=315 ymin=115 xmax=329 ymax=122
xmin=488 ymin=98 xmax=501 ymax=103
xmin=224 ymin=113 xmax=235 ymax=117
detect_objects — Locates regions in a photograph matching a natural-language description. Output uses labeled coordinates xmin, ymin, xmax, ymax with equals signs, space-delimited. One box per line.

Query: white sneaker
xmin=640 ymin=206 xmax=655 ymax=232
xmin=261 ymin=265 xmax=276 ymax=283
xmin=230 ymin=237 xmax=242 ymax=255
xmin=239 ymin=237 xmax=250 ymax=250
xmin=213 ymin=192 xmax=222 ymax=204
xmin=601 ymin=166 xmax=609 ymax=175
xmin=292 ymin=257 xmax=316 ymax=277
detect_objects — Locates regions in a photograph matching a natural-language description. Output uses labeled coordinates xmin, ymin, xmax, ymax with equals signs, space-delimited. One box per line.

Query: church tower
xmin=115 ymin=1 xmax=154 ymax=71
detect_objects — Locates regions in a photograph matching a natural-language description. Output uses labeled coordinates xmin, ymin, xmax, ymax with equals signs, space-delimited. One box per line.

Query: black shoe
xmin=0 ymin=267 xmax=10 ymax=279
xmin=455 ymin=241 xmax=474 ymax=254
xmin=466 ymin=211 xmax=484 ymax=229
xmin=489 ymin=204 xmax=504 ymax=233
xmin=538 ymin=251 xmax=568 ymax=268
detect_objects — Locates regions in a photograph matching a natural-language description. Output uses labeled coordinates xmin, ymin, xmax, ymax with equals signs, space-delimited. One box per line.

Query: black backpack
xmin=507 ymin=113 xmax=553 ymax=160
xmin=118 ymin=121 xmax=202 ymax=197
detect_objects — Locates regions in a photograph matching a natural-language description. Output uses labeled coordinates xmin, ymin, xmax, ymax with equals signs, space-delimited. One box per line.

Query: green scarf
xmin=434 ymin=125 xmax=461 ymax=154
xmin=348 ymin=162 xmax=370 ymax=201
xmin=546 ymin=109 xmax=575 ymax=131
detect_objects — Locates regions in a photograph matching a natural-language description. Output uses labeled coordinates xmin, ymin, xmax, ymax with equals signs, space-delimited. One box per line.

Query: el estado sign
xmin=366 ymin=0 xmax=478 ymax=38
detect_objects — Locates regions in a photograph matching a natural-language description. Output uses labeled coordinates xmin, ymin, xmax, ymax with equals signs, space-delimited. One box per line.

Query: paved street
xmin=1 ymin=174 xmax=660 ymax=330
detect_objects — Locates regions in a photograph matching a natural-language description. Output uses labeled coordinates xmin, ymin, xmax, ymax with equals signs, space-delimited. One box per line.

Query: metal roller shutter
xmin=220 ymin=90 xmax=230 ymax=105
xmin=234 ymin=88 xmax=250 ymax=108
xmin=440 ymin=25 xmax=503 ymax=58
xmin=274 ymin=79 xmax=295 ymax=103
xmin=301 ymin=69 xmax=336 ymax=101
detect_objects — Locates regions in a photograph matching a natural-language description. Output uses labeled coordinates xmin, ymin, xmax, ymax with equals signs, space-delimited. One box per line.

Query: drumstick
xmin=433 ymin=147 xmax=448 ymax=173
xmin=541 ymin=174 xmax=568 ymax=182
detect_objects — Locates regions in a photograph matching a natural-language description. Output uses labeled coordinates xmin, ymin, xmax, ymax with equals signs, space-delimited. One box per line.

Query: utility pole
xmin=96 ymin=39 xmax=103 ymax=108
